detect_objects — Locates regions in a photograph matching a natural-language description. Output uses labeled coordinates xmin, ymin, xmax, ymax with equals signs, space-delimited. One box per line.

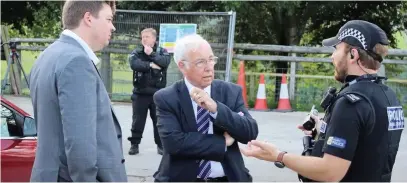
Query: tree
xmin=2 ymin=1 xmax=406 ymax=104
xmin=1 ymin=1 xmax=62 ymax=37
xmin=304 ymin=1 xmax=407 ymax=47
xmin=116 ymin=1 xmax=406 ymax=102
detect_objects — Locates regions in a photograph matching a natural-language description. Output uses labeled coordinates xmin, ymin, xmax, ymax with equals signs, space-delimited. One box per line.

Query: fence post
xmin=289 ymin=53 xmax=296 ymax=102
xmin=249 ymin=74 xmax=256 ymax=106
xmin=100 ymin=52 xmax=112 ymax=97
xmin=225 ymin=11 xmax=236 ymax=82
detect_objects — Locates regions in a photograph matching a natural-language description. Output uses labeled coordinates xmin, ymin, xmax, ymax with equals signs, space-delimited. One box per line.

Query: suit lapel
xmin=91 ymin=61 xmax=101 ymax=76
xmin=211 ymin=80 xmax=222 ymax=104
xmin=90 ymin=60 xmax=119 ymax=124
xmin=210 ymin=80 xmax=224 ymax=135
xmin=61 ymin=34 xmax=120 ymax=126
xmin=178 ymin=80 xmax=198 ymax=131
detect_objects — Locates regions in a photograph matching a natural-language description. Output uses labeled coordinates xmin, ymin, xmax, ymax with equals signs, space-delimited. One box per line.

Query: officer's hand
xmin=150 ymin=63 xmax=161 ymax=70
xmin=144 ymin=45 xmax=153 ymax=55
xmin=297 ymin=125 xmax=313 ymax=136
xmin=224 ymin=132 xmax=235 ymax=146
xmin=240 ymin=140 xmax=280 ymax=162
xmin=297 ymin=114 xmax=320 ymax=135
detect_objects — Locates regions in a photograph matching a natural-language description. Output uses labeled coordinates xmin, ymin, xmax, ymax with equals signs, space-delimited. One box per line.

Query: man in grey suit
xmin=28 ymin=0 xmax=127 ymax=182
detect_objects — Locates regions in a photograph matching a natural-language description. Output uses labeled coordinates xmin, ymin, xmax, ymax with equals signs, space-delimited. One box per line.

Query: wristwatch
xmin=274 ymin=151 xmax=287 ymax=168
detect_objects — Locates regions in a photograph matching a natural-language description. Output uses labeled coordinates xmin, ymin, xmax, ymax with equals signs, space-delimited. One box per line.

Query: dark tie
xmin=196 ymin=105 xmax=211 ymax=179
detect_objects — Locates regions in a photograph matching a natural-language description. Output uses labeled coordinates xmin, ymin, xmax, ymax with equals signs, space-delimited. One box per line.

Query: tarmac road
xmin=3 ymin=95 xmax=407 ymax=182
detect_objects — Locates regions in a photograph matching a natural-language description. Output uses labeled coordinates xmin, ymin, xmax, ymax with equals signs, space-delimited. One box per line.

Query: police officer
xmin=240 ymin=20 xmax=404 ymax=182
xmin=128 ymin=28 xmax=171 ymax=155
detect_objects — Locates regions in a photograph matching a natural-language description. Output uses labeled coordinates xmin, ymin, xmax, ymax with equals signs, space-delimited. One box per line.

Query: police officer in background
xmin=240 ymin=20 xmax=404 ymax=182
xmin=128 ymin=28 xmax=171 ymax=155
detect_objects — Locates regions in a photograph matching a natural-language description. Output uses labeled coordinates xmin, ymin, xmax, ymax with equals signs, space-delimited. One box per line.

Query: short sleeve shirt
xmin=322 ymin=96 xmax=374 ymax=161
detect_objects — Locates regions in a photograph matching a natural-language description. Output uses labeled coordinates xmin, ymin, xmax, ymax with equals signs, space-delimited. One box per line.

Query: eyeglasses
xmin=182 ymin=56 xmax=219 ymax=68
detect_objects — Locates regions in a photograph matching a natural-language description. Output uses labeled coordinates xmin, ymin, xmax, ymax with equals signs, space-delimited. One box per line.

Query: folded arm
xmin=213 ymin=87 xmax=259 ymax=144
xmin=129 ymin=51 xmax=150 ymax=72
xmin=57 ymin=56 xmax=98 ymax=182
xmin=149 ymin=48 xmax=171 ymax=68
xmin=154 ymin=92 xmax=226 ymax=161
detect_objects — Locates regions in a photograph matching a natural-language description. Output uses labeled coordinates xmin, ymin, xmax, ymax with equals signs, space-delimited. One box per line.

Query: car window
xmin=1 ymin=105 xmax=13 ymax=137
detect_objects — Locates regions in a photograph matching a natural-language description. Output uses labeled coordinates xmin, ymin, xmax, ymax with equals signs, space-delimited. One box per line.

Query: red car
xmin=1 ymin=96 xmax=37 ymax=182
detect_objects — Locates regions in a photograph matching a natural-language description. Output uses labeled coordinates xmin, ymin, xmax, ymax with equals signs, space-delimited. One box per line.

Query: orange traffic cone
xmin=274 ymin=73 xmax=292 ymax=112
xmin=237 ymin=61 xmax=248 ymax=107
xmin=253 ymin=74 xmax=269 ymax=111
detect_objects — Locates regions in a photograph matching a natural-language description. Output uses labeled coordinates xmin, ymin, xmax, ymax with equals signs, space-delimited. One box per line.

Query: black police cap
xmin=322 ymin=20 xmax=389 ymax=60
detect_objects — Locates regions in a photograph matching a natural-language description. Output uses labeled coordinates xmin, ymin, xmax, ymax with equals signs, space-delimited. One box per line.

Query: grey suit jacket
xmin=29 ymin=34 xmax=127 ymax=182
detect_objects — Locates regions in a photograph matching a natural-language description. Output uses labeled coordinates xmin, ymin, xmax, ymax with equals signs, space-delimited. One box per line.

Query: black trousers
xmin=128 ymin=94 xmax=161 ymax=147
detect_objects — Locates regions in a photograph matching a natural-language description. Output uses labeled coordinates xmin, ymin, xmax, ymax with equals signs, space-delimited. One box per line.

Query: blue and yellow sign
xmin=158 ymin=24 xmax=197 ymax=53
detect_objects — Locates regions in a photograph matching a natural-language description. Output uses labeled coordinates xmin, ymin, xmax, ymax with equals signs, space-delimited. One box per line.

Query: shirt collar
xmin=61 ymin=29 xmax=100 ymax=65
xmin=184 ymin=78 xmax=211 ymax=97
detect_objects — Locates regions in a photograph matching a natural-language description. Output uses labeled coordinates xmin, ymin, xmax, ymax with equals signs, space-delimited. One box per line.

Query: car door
xmin=1 ymin=102 xmax=37 ymax=182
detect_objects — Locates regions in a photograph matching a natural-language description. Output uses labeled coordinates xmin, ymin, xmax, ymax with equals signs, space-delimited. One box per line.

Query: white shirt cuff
xmin=210 ymin=111 xmax=218 ymax=119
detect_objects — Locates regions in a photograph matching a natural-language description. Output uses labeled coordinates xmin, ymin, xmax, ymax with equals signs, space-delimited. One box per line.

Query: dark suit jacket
xmin=153 ymin=79 xmax=259 ymax=182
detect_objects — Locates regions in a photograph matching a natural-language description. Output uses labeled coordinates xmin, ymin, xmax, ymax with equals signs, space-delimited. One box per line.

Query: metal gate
xmin=109 ymin=10 xmax=236 ymax=100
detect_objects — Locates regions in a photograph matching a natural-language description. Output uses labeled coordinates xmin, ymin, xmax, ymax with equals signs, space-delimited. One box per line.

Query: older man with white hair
xmin=152 ymin=34 xmax=259 ymax=182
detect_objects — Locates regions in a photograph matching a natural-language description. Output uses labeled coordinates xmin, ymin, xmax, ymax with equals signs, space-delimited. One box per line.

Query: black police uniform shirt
xmin=314 ymin=75 xmax=404 ymax=182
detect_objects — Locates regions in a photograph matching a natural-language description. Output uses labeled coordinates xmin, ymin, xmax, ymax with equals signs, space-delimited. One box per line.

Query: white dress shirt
xmin=61 ymin=29 xmax=100 ymax=66
xmin=184 ymin=78 xmax=225 ymax=178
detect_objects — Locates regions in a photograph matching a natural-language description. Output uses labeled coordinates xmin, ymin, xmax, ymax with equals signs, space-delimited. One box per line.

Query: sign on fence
xmin=112 ymin=10 xmax=236 ymax=86
xmin=158 ymin=23 xmax=197 ymax=53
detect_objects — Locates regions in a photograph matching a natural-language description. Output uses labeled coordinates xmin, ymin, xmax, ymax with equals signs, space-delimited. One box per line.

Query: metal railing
xmin=2 ymin=36 xmax=407 ymax=111
xmin=110 ymin=9 xmax=237 ymax=85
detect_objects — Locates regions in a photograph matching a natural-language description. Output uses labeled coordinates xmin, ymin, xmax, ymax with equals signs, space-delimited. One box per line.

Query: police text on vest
xmin=387 ymin=106 xmax=404 ymax=131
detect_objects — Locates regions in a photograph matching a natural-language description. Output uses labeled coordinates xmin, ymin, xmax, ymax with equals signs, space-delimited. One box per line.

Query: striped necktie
xmin=196 ymin=105 xmax=211 ymax=179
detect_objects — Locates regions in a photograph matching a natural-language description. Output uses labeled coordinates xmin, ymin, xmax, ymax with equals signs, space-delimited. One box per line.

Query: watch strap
xmin=277 ymin=151 xmax=287 ymax=163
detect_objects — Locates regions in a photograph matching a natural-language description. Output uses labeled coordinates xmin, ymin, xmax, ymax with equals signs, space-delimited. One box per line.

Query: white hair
xmin=173 ymin=34 xmax=209 ymax=65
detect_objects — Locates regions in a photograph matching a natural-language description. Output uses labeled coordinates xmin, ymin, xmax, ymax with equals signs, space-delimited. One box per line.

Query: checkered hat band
xmin=338 ymin=28 xmax=367 ymax=50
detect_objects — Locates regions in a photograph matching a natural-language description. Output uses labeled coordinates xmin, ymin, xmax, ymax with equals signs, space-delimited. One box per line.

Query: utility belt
xmin=298 ymin=74 xmax=385 ymax=182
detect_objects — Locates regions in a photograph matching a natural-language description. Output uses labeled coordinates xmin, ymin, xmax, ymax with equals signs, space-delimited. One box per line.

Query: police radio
xmin=320 ymin=87 xmax=337 ymax=111
xmin=302 ymin=105 xmax=319 ymax=131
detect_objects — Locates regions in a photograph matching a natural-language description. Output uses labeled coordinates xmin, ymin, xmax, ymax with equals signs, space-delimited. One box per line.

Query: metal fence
xmin=108 ymin=10 xmax=236 ymax=100
xmin=2 ymin=26 xmax=407 ymax=112
xmin=228 ymin=64 xmax=407 ymax=112
xmin=230 ymin=43 xmax=407 ymax=111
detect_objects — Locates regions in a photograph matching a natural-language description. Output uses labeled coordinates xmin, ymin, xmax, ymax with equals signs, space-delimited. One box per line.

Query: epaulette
xmin=135 ymin=46 xmax=144 ymax=53
xmin=343 ymin=93 xmax=362 ymax=103
xmin=157 ymin=47 xmax=170 ymax=56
